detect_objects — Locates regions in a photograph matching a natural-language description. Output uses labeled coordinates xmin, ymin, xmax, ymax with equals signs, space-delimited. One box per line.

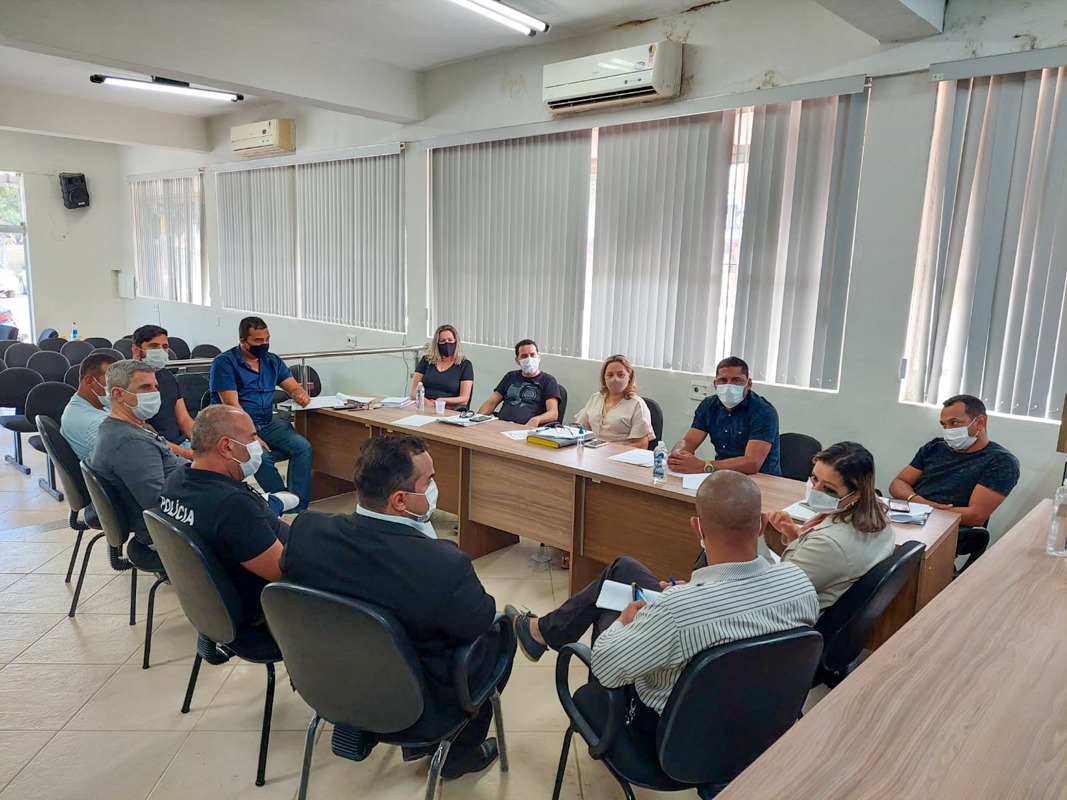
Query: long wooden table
xmin=715 ymin=499 xmax=1063 ymax=799
xmin=296 ymin=404 xmax=958 ymax=638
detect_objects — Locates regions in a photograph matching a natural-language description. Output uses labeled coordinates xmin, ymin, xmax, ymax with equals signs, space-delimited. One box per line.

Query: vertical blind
xmin=130 ymin=175 xmax=204 ymax=304
xmin=430 ymin=131 xmax=592 ymax=356
xmin=903 ymin=67 xmax=1067 ymax=419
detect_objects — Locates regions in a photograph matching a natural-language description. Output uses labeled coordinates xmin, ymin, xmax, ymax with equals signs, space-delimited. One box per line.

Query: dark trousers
xmin=538 ymin=557 xmax=661 ymax=651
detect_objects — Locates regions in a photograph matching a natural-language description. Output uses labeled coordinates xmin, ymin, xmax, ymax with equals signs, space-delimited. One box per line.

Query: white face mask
xmin=605 ymin=376 xmax=629 ymax=394
xmin=122 ymin=389 xmax=161 ymax=420
xmin=229 ymin=437 xmax=263 ymax=478
xmin=519 ymin=356 xmax=540 ymax=375
xmin=92 ymin=378 xmax=109 ymax=403
xmin=404 ymin=479 xmax=438 ymax=523
xmin=715 ymin=383 xmax=745 ymax=409
xmin=141 ymin=348 xmax=169 ymax=370
xmin=943 ymin=422 xmax=977 ymax=451
xmin=805 ymin=480 xmax=855 ymax=514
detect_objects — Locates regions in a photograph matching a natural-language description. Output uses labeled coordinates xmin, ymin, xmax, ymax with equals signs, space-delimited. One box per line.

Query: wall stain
xmin=760 ymin=69 xmax=780 ymax=90
xmin=613 ymin=0 xmax=730 ymax=30
xmin=501 ymin=74 xmax=526 ymax=101
xmin=1014 ymin=33 xmax=1038 ymax=50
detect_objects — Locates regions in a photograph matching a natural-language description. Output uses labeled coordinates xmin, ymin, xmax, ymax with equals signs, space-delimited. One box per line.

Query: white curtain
xmin=430 ymin=130 xmax=592 ymax=356
xmin=130 ymin=175 xmax=204 ymax=304
xmin=904 ymin=67 xmax=1067 ymax=420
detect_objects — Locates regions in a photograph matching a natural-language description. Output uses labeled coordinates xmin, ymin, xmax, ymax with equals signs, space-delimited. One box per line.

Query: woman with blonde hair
xmin=409 ymin=324 xmax=474 ymax=409
xmin=575 ymin=354 xmax=653 ymax=449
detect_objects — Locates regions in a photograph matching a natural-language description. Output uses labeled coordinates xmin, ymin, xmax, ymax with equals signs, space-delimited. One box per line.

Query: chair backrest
xmin=60 ymin=339 xmax=95 ymax=365
xmin=27 ymin=351 xmax=71 ymax=382
xmin=190 ymin=343 xmax=221 ymax=359
xmin=261 ymin=583 xmax=426 ymax=733
xmin=83 ymin=336 xmax=112 ymax=349
xmin=113 ymin=338 xmax=134 ymax=359
xmin=64 ymin=365 xmax=81 ymax=389
xmin=4 ymin=342 xmax=39 ymax=368
xmin=143 ymin=509 xmax=246 ymax=644
xmin=80 ymin=462 xmax=133 ymax=550
xmin=0 ymin=324 xmax=19 ymax=341
xmin=25 ymin=381 xmax=76 ymax=425
xmin=37 ymin=416 xmax=91 ymax=513
xmin=168 ymin=336 xmax=191 ymax=361
xmin=290 ymin=364 xmax=322 ymax=397
xmin=175 ymin=373 xmax=210 ymax=417
xmin=657 ymin=627 xmax=823 ymax=786
xmin=815 ymin=541 xmax=925 ymax=674
xmin=0 ymin=367 xmax=43 ymax=411
xmin=557 ymin=384 xmax=568 ymax=423
xmin=0 ymin=340 xmax=17 ymax=359
xmin=778 ymin=432 xmax=823 ymax=482
xmin=38 ymin=337 xmax=68 ymax=353
xmin=643 ymin=396 xmax=665 ymax=449
xmin=36 ymin=328 xmax=59 ymax=345
xmin=90 ymin=347 xmax=124 ymax=362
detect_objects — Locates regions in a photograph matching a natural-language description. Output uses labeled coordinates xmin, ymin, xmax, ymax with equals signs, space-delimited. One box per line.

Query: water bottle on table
xmin=1047 ymin=477 xmax=1067 ymax=557
xmin=652 ymin=441 xmax=667 ymax=485
xmin=577 ymin=426 xmax=585 ymax=455
xmin=415 ymin=382 xmax=425 ymax=413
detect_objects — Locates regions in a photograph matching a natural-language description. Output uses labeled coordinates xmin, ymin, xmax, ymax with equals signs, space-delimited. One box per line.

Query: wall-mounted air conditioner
xmin=231 ymin=118 xmax=295 ymax=157
xmin=543 ymin=41 xmax=683 ymax=114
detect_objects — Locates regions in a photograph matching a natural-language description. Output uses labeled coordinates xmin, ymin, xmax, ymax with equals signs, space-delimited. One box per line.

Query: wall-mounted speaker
xmin=59 ymin=173 xmax=90 ymax=209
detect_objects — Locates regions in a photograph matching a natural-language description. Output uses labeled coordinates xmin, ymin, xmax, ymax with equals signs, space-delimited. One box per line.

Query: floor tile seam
xmin=0 ymin=610 xmax=73 ymax=664
xmin=143 ymin=727 xmax=198 ymax=800
xmin=0 ymin=730 xmax=60 ymax=796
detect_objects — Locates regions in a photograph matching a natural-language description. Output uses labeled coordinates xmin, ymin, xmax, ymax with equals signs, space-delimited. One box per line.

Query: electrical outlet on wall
xmin=346 ymin=334 xmax=358 ymax=349
xmin=690 ymin=380 xmax=709 ymax=401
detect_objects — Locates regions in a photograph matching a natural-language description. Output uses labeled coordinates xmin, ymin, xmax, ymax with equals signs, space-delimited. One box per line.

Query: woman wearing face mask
xmin=767 ymin=441 xmax=894 ymax=611
xmin=574 ymin=355 xmax=653 ymax=449
xmin=410 ymin=324 xmax=474 ymax=409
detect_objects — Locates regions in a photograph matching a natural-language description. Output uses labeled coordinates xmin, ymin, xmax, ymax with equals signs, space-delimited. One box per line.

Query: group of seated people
xmin=49 ymin=315 xmax=1022 ymax=781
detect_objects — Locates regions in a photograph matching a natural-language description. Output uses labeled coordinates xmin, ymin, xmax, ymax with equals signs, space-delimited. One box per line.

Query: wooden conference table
xmin=296 ymin=403 xmax=959 ymax=641
xmin=715 ymin=499 xmax=1064 ymax=799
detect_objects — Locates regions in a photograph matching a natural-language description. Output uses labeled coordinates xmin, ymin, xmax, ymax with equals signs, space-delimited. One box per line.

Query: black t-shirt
xmin=910 ymin=439 xmax=1021 ymax=517
xmin=160 ymin=464 xmax=287 ymax=621
xmin=493 ymin=370 xmax=561 ymax=425
xmin=148 ymin=368 xmax=183 ymax=444
xmin=416 ymin=357 xmax=474 ymax=402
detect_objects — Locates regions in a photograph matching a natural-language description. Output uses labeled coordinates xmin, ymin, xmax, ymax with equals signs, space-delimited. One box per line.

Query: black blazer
xmin=280 ymin=510 xmax=498 ymax=709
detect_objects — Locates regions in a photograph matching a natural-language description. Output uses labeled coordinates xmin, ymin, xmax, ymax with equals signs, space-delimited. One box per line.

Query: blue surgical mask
xmin=715 ymin=384 xmax=745 ymax=409
xmin=142 ymin=348 xmax=170 ymax=370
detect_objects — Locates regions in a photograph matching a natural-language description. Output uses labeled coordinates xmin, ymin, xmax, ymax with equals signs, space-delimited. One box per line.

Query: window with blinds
xmin=130 ymin=174 xmax=204 ymax=304
xmin=215 ymin=151 xmax=403 ymax=332
xmin=903 ymin=67 xmax=1067 ymax=420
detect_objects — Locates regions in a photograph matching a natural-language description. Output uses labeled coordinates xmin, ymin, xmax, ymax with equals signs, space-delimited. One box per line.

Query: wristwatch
xmin=703 ymin=460 xmax=715 ymax=474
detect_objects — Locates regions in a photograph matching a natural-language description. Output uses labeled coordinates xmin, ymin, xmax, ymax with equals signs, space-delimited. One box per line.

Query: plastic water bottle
xmin=415 ymin=382 xmax=425 ymax=413
xmin=70 ymin=322 xmax=78 ymax=340
xmin=652 ymin=441 xmax=668 ymax=485
xmin=1047 ymin=478 xmax=1067 ymax=557
xmin=577 ymin=426 xmax=585 ymax=455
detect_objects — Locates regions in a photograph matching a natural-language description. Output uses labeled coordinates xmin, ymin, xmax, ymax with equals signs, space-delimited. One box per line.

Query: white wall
xmin=107 ymin=0 xmax=1067 ymax=539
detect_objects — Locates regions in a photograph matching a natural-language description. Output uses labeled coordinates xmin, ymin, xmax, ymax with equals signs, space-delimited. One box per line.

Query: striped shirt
xmin=591 ymin=557 xmax=819 ymax=714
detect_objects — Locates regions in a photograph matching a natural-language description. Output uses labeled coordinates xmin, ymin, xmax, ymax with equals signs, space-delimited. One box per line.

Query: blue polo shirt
xmin=208 ymin=346 xmax=292 ymax=429
xmin=691 ymin=390 xmax=781 ymax=476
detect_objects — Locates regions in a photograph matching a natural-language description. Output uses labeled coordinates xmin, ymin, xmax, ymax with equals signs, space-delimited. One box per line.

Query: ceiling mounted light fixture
xmin=89 ymin=74 xmax=243 ymax=102
xmin=443 ymin=0 xmax=549 ymax=36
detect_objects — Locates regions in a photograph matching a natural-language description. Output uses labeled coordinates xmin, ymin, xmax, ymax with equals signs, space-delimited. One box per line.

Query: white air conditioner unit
xmin=231 ymin=118 xmax=295 ymax=157
xmin=543 ymin=41 xmax=683 ymax=114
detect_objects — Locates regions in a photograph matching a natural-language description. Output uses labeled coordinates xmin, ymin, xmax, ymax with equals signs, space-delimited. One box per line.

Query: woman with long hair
xmin=574 ymin=354 xmax=653 ymax=449
xmin=409 ymin=324 xmax=474 ymax=409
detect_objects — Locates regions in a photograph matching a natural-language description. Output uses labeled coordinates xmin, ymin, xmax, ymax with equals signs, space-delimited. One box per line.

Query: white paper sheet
xmin=337 ymin=393 xmax=375 ymax=404
xmin=281 ymin=393 xmax=354 ymax=411
xmin=607 ymin=449 xmax=654 ymax=467
xmin=681 ymin=473 xmax=711 ymax=490
xmin=391 ymin=414 xmax=439 ymax=428
xmin=500 ymin=429 xmax=531 ymax=441
xmin=595 ymin=580 xmax=662 ymax=612
xmin=381 ymin=396 xmax=414 ymax=408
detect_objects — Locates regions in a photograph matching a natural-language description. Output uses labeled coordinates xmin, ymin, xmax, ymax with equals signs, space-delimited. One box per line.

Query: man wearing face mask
xmin=281 ymin=434 xmax=509 ymax=779
xmin=131 ymin=325 xmax=194 ymax=460
xmin=477 ymin=339 xmax=561 ymax=427
xmin=668 ymin=356 xmax=782 ymax=476
xmin=60 ymin=351 xmax=118 ymax=461
xmin=890 ymin=395 xmax=1019 ymax=571
xmin=87 ymin=360 xmax=187 ymax=550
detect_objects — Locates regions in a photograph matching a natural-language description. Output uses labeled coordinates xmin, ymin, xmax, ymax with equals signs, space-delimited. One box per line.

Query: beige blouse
xmin=575 ymin=393 xmax=653 ymax=443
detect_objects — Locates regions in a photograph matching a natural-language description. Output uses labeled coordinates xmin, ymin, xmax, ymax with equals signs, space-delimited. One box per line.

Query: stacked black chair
xmin=778 ymin=433 xmax=823 ymax=482
xmin=144 ymin=509 xmax=282 ymax=785
xmin=553 ymin=628 xmax=823 ymax=800
xmin=4 ymin=342 xmax=39 ymax=368
xmin=36 ymin=328 xmax=59 ymax=345
xmin=0 ymin=367 xmax=43 ymax=473
xmin=90 ymin=347 xmax=124 ymax=362
xmin=83 ymin=336 xmax=112 ymax=349
xmin=261 ymin=583 xmax=514 ymax=800
xmin=0 ymin=340 xmax=17 ymax=360
xmin=558 ymin=385 xmax=568 ymax=423
xmin=63 ymin=365 xmax=81 ymax=389
xmin=25 ymin=381 xmax=75 ymax=501
xmin=0 ymin=324 xmax=19 ymax=341
xmin=190 ymin=343 xmax=221 ymax=359
xmin=37 ymin=416 xmax=102 ymax=582
xmin=290 ymin=364 xmax=322 ymax=398
xmin=814 ymin=541 xmax=925 ymax=688
xmin=175 ymin=373 xmax=209 ymax=418
xmin=113 ymin=338 xmax=134 ymax=359
xmin=60 ymin=339 xmax=95 ymax=365
xmin=644 ymin=397 xmax=664 ymax=449
xmin=39 ymin=337 xmax=68 ymax=353
xmin=27 ymin=351 xmax=71 ymax=382
xmin=168 ymin=337 xmax=191 ymax=361
xmin=75 ymin=464 xmax=167 ymax=671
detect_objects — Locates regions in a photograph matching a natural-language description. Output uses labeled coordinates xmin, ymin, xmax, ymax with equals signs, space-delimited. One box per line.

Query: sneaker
xmin=504 ymin=604 xmax=547 ymax=663
xmin=264 ymin=491 xmax=300 ymax=515
xmin=441 ymin=738 xmax=498 ymax=780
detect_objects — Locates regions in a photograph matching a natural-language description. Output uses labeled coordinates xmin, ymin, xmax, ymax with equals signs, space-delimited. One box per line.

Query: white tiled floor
xmin=0 ymin=440 xmax=826 ymax=799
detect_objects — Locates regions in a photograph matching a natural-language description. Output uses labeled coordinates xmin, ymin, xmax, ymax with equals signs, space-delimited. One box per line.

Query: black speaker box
xmin=59 ymin=173 xmax=90 ymax=209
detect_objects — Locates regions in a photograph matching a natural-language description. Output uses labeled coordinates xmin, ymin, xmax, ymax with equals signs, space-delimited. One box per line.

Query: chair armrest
xmin=554 ymin=643 xmax=625 ymax=758
xmin=453 ymin=613 xmax=516 ymax=714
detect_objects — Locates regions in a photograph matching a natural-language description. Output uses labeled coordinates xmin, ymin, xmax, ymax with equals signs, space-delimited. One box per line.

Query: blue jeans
xmin=255 ymin=418 xmax=312 ymax=510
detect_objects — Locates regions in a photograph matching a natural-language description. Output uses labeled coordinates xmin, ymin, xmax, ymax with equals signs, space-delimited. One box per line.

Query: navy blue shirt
xmin=147 ymin=368 xmax=183 ymax=445
xmin=691 ymin=391 xmax=781 ymax=476
xmin=208 ymin=346 xmax=292 ymax=429
xmin=910 ymin=439 xmax=1020 ymax=518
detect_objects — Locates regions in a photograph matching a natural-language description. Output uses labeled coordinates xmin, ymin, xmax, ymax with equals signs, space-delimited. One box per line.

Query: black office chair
xmin=26 ymin=350 xmax=71 ymax=382
xmin=90 ymin=347 xmax=124 ymax=362
xmin=39 ymin=337 xmax=68 ymax=353
xmin=168 ymin=337 xmax=191 ymax=361
xmin=76 ymin=464 xmax=167 ymax=671
xmin=0 ymin=324 xmax=19 ymax=341
xmin=955 ymin=526 xmax=990 ymax=573
xmin=83 ymin=336 xmax=112 ymax=349
xmin=36 ymin=328 xmax=59 ymax=345
xmin=778 ymin=433 xmax=823 ymax=482
xmin=144 ymin=509 xmax=282 ymax=786
xmin=37 ymin=416 xmax=101 ymax=583
xmin=113 ymin=338 xmax=134 ymax=359
xmin=557 ymin=384 xmax=568 ymax=423
xmin=4 ymin=341 xmax=39 ymax=368
xmin=814 ymin=540 xmax=925 ymax=688
xmin=0 ymin=340 xmax=17 ymax=360
xmin=25 ymin=381 xmax=75 ymax=501
xmin=261 ymin=583 xmax=514 ymax=800
xmin=190 ymin=343 xmax=221 ymax=359
xmin=200 ymin=390 xmax=213 ymax=415
xmin=176 ymin=373 xmax=210 ymax=418
xmin=643 ymin=396 xmax=664 ymax=450
xmin=290 ymin=364 xmax=322 ymax=398
xmin=553 ymin=627 xmax=823 ymax=800
xmin=60 ymin=339 xmax=95 ymax=365
xmin=63 ymin=365 xmax=81 ymax=389
xmin=0 ymin=367 xmax=43 ymax=474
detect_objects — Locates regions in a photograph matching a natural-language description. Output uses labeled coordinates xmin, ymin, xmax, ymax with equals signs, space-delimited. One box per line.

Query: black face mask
xmin=438 ymin=342 xmax=456 ymax=358
xmin=247 ymin=342 xmax=269 ymax=359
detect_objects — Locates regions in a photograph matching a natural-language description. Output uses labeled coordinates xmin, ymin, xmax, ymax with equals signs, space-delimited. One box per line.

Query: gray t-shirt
xmin=87 ymin=417 xmax=187 ymax=544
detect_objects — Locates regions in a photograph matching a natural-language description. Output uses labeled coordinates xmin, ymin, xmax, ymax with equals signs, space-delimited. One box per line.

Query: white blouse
xmin=575 ymin=393 xmax=653 ymax=443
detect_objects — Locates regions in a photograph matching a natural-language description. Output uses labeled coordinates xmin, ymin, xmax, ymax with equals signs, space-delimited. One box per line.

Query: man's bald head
xmin=695 ymin=470 xmax=764 ymax=541
xmin=191 ymin=405 xmax=254 ymax=454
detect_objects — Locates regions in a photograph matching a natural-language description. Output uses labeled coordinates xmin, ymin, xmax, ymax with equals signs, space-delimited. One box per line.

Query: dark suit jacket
xmin=280 ymin=510 xmax=498 ymax=716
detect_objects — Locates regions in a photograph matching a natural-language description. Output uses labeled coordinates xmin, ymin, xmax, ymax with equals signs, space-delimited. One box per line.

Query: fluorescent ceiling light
xmin=90 ymin=74 xmax=243 ymax=102
xmin=443 ymin=0 xmax=549 ymax=36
